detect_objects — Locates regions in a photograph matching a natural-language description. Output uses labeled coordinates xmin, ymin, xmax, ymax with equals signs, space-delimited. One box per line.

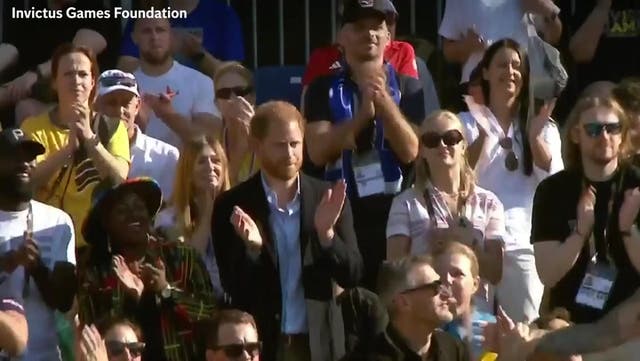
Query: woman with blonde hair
xmin=155 ymin=135 xmax=230 ymax=298
xmin=214 ymin=61 xmax=258 ymax=185
xmin=386 ymin=110 xmax=505 ymax=313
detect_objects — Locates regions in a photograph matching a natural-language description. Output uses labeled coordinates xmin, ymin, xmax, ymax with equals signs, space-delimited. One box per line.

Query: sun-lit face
xmin=572 ymin=106 xmax=622 ymax=167
xmin=419 ymin=114 xmax=466 ymax=168
xmin=53 ymin=51 xmax=95 ymax=105
xmin=483 ymin=46 xmax=523 ymax=100
xmin=192 ymin=144 xmax=224 ymax=193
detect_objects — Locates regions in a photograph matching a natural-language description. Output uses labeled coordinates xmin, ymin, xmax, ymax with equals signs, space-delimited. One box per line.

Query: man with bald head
xmin=131 ymin=18 xmax=220 ymax=148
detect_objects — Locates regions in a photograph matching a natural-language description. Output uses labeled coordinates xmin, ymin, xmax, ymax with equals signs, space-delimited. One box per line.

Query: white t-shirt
xmin=459 ymin=111 xmax=563 ymax=251
xmin=134 ymin=61 xmax=219 ymax=147
xmin=129 ymin=126 xmax=180 ymax=201
xmin=0 ymin=201 xmax=75 ymax=361
xmin=439 ymin=0 xmax=529 ymax=83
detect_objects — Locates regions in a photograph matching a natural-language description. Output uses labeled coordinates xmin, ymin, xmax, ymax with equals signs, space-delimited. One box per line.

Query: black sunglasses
xmin=400 ymin=279 xmax=443 ymax=294
xmin=105 ymin=340 xmax=145 ymax=358
xmin=498 ymin=137 xmax=519 ymax=172
xmin=213 ymin=342 xmax=262 ymax=359
xmin=421 ymin=129 xmax=464 ymax=149
xmin=583 ymin=122 xmax=622 ymax=138
xmin=216 ymin=86 xmax=254 ymax=100
xmin=99 ymin=76 xmax=137 ymax=89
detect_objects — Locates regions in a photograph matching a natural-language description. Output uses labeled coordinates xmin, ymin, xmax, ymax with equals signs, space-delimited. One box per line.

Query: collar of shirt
xmin=131 ymin=125 xmax=146 ymax=150
xmin=260 ymin=172 xmax=301 ymax=215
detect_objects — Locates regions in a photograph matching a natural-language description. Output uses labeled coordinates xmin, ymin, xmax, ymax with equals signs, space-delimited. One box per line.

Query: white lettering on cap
xmin=11 ymin=129 xmax=24 ymax=141
xmin=358 ymin=0 xmax=374 ymax=7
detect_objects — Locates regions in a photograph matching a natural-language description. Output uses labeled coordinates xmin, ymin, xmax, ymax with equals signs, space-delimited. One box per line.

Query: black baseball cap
xmin=342 ymin=0 xmax=398 ymax=24
xmin=0 ymin=128 xmax=45 ymax=160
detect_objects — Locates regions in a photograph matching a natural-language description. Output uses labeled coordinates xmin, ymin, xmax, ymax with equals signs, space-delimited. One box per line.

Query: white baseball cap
xmin=97 ymin=69 xmax=140 ymax=97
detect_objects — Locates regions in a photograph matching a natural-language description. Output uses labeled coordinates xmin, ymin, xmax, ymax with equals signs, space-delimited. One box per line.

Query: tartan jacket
xmin=78 ymin=238 xmax=216 ymax=361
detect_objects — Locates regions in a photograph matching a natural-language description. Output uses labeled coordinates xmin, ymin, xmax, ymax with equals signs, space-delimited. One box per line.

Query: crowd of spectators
xmin=0 ymin=0 xmax=640 ymax=360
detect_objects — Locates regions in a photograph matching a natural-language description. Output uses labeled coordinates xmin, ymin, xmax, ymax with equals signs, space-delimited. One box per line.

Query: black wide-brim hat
xmin=82 ymin=177 xmax=162 ymax=245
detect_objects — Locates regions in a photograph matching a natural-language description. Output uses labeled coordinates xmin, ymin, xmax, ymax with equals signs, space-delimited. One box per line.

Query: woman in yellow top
xmin=214 ymin=61 xmax=258 ymax=186
xmin=21 ymin=43 xmax=130 ymax=252
xmin=155 ymin=135 xmax=230 ymax=299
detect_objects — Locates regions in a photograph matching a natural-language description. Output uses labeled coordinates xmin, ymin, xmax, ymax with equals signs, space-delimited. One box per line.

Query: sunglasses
xmin=582 ymin=122 xmax=622 ymax=138
xmin=216 ymin=86 xmax=254 ymax=100
xmin=105 ymin=341 xmax=145 ymax=358
xmin=99 ymin=76 xmax=137 ymax=89
xmin=421 ymin=129 xmax=464 ymax=149
xmin=498 ymin=137 xmax=519 ymax=171
xmin=212 ymin=342 xmax=262 ymax=359
xmin=400 ymin=279 xmax=443 ymax=295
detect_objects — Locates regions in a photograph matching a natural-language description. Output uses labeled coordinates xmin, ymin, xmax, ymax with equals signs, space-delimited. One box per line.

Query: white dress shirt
xmin=128 ymin=126 xmax=180 ymax=200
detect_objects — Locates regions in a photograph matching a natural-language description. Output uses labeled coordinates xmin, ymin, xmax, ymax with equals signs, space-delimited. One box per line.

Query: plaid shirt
xmin=78 ymin=239 xmax=216 ymax=361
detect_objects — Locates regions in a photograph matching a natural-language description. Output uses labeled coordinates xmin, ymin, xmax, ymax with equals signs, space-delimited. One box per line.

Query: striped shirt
xmin=78 ymin=238 xmax=216 ymax=361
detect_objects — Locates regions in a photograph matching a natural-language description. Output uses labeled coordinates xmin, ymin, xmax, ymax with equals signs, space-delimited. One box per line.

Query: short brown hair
xmin=201 ymin=310 xmax=258 ymax=349
xmin=250 ymin=101 xmax=305 ymax=140
xmin=613 ymin=78 xmax=640 ymax=114
xmin=51 ymin=43 xmax=99 ymax=102
xmin=531 ymin=307 xmax=572 ymax=330
xmin=214 ymin=61 xmax=254 ymax=90
xmin=433 ymin=241 xmax=480 ymax=278
xmin=98 ymin=317 xmax=143 ymax=341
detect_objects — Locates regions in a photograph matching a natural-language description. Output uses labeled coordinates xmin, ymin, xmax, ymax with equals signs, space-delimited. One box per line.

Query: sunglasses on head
xmin=216 ymin=86 xmax=254 ymax=100
xmin=421 ymin=129 xmax=464 ymax=149
xmin=582 ymin=122 xmax=622 ymax=138
xmin=213 ymin=342 xmax=261 ymax=359
xmin=99 ymin=76 xmax=137 ymax=89
xmin=400 ymin=279 xmax=443 ymax=295
xmin=498 ymin=137 xmax=519 ymax=171
xmin=105 ymin=340 xmax=145 ymax=358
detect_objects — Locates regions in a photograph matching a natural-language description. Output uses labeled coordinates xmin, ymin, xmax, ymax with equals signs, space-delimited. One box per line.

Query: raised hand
xmin=112 ymin=255 xmax=144 ymax=300
xmin=19 ymin=232 xmax=41 ymax=271
xmin=70 ymin=103 xmax=95 ymax=141
xmin=78 ymin=324 xmax=108 ymax=361
xmin=619 ymin=187 xmax=640 ymax=233
xmin=576 ymin=184 xmax=596 ymax=237
xmin=463 ymin=26 xmax=486 ymax=53
xmin=314 ymin=180 xmax=347 ymax=246
xmin=528 ymin=99 xmax=556 ymax=142
xmin=230 ymin=206 xmax=263 ymax=251
xmin=140 ymin=259 xmax=168 ymax=294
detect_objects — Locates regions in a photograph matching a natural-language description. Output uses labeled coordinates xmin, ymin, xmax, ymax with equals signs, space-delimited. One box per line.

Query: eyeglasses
xmin=421 ymin=129 xmax=464 ymax=149
xmin=105 ymin=341 xmax=145 ymax=358
xmin=582 ymin=122 xmax=622 ymax=138
xmin=498 ymin=137 xmax=519 ymax=171
xmin=212 ymin=342 xmax=262 ymax=359
xmin=99 ymin=76 xmax=137 ymax=89
xmin=400 ymin=279 xmax=443 ymax=295
xmin=216 ymin=86 xmax=254 ymax=100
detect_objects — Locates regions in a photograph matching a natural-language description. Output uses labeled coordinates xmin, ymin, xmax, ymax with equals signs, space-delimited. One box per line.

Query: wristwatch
xmin=160 ymin=284 xmax=173 ymax=299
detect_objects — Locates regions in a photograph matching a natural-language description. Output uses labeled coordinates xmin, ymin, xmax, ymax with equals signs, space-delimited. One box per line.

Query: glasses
xmin=583 ymin=122 xmax=622 ymax=138
xmin=421 ymin=129 xmax=464 ymax=149
xmin=400 ymin=279 xmax=443 ymax=295
xmin=99 ymin=76 xmax=137 ymax=89
xmin=498 ymin=137 xmax=519 ymax=171
xmin=212 ymin=342 xmax=262 ymax=359
xmin=105 ymin=341 xmax=145 ymax=358
xmin=216 ymin=86 xmax=254 ymax=100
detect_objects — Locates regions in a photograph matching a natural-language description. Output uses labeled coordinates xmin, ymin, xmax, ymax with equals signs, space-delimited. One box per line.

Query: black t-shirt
xmin=531 ymin=166 xmax=640 ymax=323
xmin=5 ymin=0 xmax=122 ymax=75
xmin=562 ymin=0 xmax=640 ymax=91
